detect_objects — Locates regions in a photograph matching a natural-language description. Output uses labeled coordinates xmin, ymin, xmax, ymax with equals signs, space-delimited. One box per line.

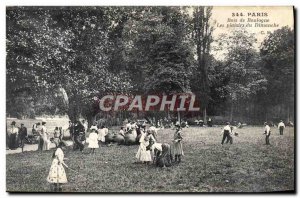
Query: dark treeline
xmin=6 ymin=6 xmax=294 ymax=125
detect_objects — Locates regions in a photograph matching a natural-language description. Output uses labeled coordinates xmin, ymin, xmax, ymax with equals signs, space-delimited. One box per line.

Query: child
xmin=135 ymin=133 xmax=152 ymax=164
xmin=172 ymin=127 xmax=184 ymax=163
xmin=88 ymin=126 xmax=99 ymax=154
xmin=97 ymin=126 xmax=106 ymax=146
xmin=47 ymin=142 xmax=68 ymax=192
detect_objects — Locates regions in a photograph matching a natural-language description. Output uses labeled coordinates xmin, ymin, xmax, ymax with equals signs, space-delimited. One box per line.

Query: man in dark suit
xmin=19 ymin=123 xmax=28 ymax=152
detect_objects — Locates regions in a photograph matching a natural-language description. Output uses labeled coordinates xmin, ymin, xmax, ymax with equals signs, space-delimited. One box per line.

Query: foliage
xmin=260 ymin=27 xmax=294 ymax=111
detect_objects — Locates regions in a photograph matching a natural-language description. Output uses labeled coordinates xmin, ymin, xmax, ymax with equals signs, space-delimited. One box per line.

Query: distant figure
xmin=8 ymin=121 xmax=19 ymax=150
xmin=47 ymin=142 xmax=68 ymax=192
xmin=19 ymin=123 xmax=28 ymax=152
xmin=287 ymin=121 xmax=294 ymax=127
xmin=199 ymin=120 xmax=204 ymax=127
xmin=41 ymin=121 xmax=50 ymax=151
xmin=119 ymin=127 xmax=125 ymax=137
xmin=88 ymin=126 xmax=99 ymax=154
xmin=149 ymin=125 xmax=158 ymax=141
xmin=73 ymin=121 xmax=85 ymax=152
xmin=264 ymin=122 xmax=271 ymax=145
xmin=131 ymin=121 xmax=138 ymax=138
xmin=237 ymin=122 xmax=242 ymax=128
xmin=125 ymin=121 xmax=132 ymax=132
xmin=97 ymin=126 xmax=106 ymax=146
xmin=207 ymin=118 xmax=212 ymax=127
xmin=172 ymin=127 xmax=184 ymax=163
xmin=32 ymin=122 xmax=40 ymax=136
xmin=53 ymin=127 xmax=61 ymax=147
xmin=278 ymin=120 xmax=285 ymax=135
xmin=82 ymin=120 xmax=88 ymax=133
xmin=221 ymin=122 xmax=233 ymax=145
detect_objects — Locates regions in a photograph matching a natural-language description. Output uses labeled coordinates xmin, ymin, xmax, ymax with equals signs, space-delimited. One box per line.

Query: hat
xmin=90 ymin=126 xmax=98 ymax=131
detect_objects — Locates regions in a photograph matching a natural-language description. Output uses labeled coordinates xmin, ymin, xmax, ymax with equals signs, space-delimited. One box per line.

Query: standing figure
xmin=221 ymin=122 xmax=233 ymax=145
xmin=131 ymin=121 xmax=138 ymax=139
xmin=36 ymin=123 xmax=44 ymax=151
xmin=207 ymin=117 xmax=213 ymax=127
xmin=172 ymin=127 xmax=184 ymax=163
xmin=53 ymin=127 xmax=61 ymax=147
xmin=73 ymin=121 xmax=85 ymax=152
xmin=8 ymin=121 xmax=19 ymax=150
xmin=264 ymin=122 xmax=271 ymax=145
xmin=19 ymin=123 xmax=28 ymax=152
xmin=278 ymin=120 xmax=285 ymax=135
xmin=41 ymin=121 xmax=50 ymax=151
xmin=149 ymin=125 xmax=158 ymax=141
xmin=88 ymin=126 xmax=99 ymax=154
xmin=97 ymin=126 xmax=106 ymax=146
xmin=135 ymin=132 xmax=152 ymax=164
xmin=82 ymin=120 xmax=88 ymax=133
xmin=47 ymin=142 xmax=68 ymax=192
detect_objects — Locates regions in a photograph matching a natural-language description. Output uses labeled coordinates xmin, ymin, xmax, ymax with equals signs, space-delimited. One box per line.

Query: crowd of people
xmin=6 ymin=118 xmax=290 ymax=192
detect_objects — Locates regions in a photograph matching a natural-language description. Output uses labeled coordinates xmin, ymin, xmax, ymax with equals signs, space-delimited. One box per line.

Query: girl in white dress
xmin=47 ymin=142 xmax=68 ymax=192
xmin=88 ymin=126 xmax=99 ymax=154
xmin=135 ymin=132 xmax=152 ymax=164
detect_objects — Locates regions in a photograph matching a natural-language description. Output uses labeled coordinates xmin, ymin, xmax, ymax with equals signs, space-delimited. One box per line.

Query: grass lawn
xmin=6 ymin=126 xmax=295 ymax=192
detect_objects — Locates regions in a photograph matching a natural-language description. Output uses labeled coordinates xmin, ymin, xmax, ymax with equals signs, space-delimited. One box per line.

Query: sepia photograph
xmin=5 ymin=6 xmax=295 ymax=193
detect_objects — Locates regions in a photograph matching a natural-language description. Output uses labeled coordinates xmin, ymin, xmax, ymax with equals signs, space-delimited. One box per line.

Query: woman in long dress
xmin=172 ymin=127 xmax=184 ymax=163
xmin=88 ymin=126 xmax=99 ymax=154
xmin=41 ymin=122 xmax=50 ymax=151
xmin=135 ymin=132 xmax=152 ymax=164
xmin=8 ymin=121 xmax=19 ymax=150
xmin=47 ymin=142 xmax=68 ymax=192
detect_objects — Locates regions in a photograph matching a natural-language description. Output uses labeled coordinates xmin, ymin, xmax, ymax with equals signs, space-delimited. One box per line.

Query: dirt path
xmin=6 ymin=141 xmax=73 ymax=155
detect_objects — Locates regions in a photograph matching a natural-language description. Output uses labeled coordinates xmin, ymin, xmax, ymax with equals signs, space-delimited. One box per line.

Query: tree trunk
xmin=287 ymin=105 xmax=290 ymax=123
xmin=177 ymin=111 xmax=181 ymax=123
xmin=230 ymin=102 xmax=233 ymax=122
xmin=203 ymin=107 xmax=207 ymax=124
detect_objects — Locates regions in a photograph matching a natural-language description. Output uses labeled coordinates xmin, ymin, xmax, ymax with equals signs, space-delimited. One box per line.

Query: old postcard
xmin=6 ymin=6 xmax=295 ymax=193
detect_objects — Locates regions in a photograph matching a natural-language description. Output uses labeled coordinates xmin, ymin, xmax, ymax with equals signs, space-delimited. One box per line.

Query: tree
xmin=215 ymin=30 xmax=267 ymax=122
xmin=260 ymin=26 xmax=294 ymax=122
xmin=191 ymin=6 xmax=214 ymax=123
xmin=6 ymin=7 xmax=132 ymax=123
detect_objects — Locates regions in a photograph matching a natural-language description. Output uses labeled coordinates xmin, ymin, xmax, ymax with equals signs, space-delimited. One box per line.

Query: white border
xmin=1 ymin=0 xmax=298 ymax=198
